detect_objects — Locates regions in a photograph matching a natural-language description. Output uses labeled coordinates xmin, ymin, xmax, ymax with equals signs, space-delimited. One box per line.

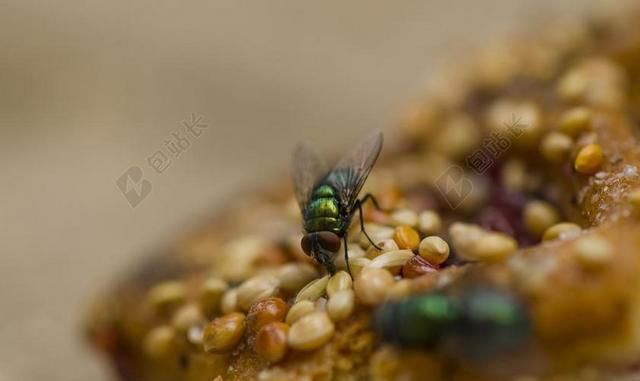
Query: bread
xmin=86 ymin=7 xmax=640 ymax=381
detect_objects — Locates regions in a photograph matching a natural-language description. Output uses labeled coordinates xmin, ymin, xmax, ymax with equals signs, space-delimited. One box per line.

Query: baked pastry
xmin=86 ymin=7 xmax=640 ymax=381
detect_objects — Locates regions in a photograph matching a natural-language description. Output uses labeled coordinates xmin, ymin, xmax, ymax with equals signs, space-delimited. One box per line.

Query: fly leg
xmin=354 ymin=199 xmax=382 ymax=250
xmin=360 ymin=193 xmax=389 ymax=212
xmin=343 ymin=235 xmax=352 ymax=277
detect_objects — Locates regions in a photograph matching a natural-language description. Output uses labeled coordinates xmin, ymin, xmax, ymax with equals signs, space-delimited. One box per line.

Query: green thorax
xmin=304 ymin=184 xmax=342 ymax=233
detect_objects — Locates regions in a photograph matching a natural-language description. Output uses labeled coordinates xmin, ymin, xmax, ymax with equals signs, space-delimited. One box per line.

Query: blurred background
xmin=0 ymin=0 xmax=621 ymax=380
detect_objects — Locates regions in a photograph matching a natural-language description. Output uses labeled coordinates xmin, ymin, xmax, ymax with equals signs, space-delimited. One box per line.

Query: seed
xmin=417 ymin=210 xmax=442 ymax=235
xmin=295 ymin=275 xmax=329 ymax=303
xmin=202 ymin=312 xmax=246 ymax=353
xmin=187 ymin=325 xmax=204 ymax=345
xmin=360 ymin=224 xmax=395 ymax=248
xmin=327 ymin=289 xmax=355 ymax=322
xmin=366 ymin=238 xmax=400 ymax=259
xmin=524 ymin=200 xmax=560 ymax=237
xmin=474 ymin=233 xmax=518 ymax=262
xmin=418 ymin=236 xmax=450 ymax=265
xmin=236 ymin=275 xmax=280 ymax=311
xmin=349 ymin=257 xmax=372 ymax=277
xmin=286 ymin=300 xmax=316 ymax=325
xmin=288 ymin=312 xmax=335 ymax=351
xmin=277 ymin=263 xmax=319 ymax=293
xmin=198 ymin=277 xmax=228 ymax=317
xmin=255 ymin=322 xmax=289 ymax=363
xmin=575 ymin=236 xmax=613 ymax=270
xmin=367 ymin=250 xmax=414 ymax=272
xmin=172 ymin=303 xmax=205 ymax=332
xmin=353 ymin=268 xmax=395 ymax=306
xmin=148 ymin=281 xmax=185 ymax=311
xmin=386 ymin=279 xmax=412 ymax=301
xmin=575 ymin=144 xmax=604 ymax=175
xmin=246 ymin=297 xmax=289 ymax=335
xmin=389 ymin=209 xmax=419 ymax=227
xmin=393 ymin=225 xmax=420 ymax=251
xmin=540 ymin=132 xmax=573 ymax=163
xmin=220 ymin=288 xmax=239 ymax=314
xmin=326 ymin=271 xmax=353 ymax=297
xmin=542 ymin=222 xmax=582 ymax=241
xmin=335 ymin=245 xmax=366 ymax=269
xmin=402 ymin=255 xmax=438 ymax=279
xmin=559 ymin=107 xmax=592 ymax=138
xmin=628 ymin=189 xmax=640 ymax=214
xmin=143 ymin=325 xmax=176 ymax=358
xmin=433 ymin=114 xmax=481 ymax=158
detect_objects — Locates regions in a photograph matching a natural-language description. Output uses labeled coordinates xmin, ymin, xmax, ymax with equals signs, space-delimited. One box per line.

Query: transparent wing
xmin=326 ymin=131 xmax=383 ymax=210
xmin=292 ymin=143 xmax=328 ymax=212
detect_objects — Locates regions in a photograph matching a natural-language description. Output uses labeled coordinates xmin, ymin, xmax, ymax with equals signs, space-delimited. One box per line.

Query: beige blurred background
xmin=0 ymin=1 xmax=617 ymax=380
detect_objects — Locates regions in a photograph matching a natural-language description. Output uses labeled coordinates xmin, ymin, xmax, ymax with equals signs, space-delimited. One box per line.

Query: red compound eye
xmin=301 ymin=235 xmax=312 ymax=255
xmin=317 ymin=232 xmax=341 ymax=253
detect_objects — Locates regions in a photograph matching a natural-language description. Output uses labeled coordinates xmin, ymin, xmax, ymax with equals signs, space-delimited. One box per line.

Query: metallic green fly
xmin=292 ymin=131 xmax=384 ymax=275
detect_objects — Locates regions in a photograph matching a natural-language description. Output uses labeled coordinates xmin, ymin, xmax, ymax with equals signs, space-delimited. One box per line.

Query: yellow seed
xmin=559 ymin=107 xmax=592 ymax=138
xmin=172 ymin=303 xmax=205 ymax=332
xmin=295 ymin=275 xmax=329 ymax=303
xmin=524 ymin=200 xmax=560 ymax=237
xmin=417 ymin=210 xmax=442 ymax=235
xmin=220 ymin=288 xmax=238 ymax=314
xmin=353 ymin=268 xmax=395 ymax=306
xmin=286 ymin=300 xmax=315 ymax=325
xmin=148 ymin=281 xmax=185 ymax=311
xmin=575 ymin=144 xmax=604 ymax=175
xmin=474 ymin=233 xmax=518 ymax=262
xmin=386 ymin=279 xmax=413 ymax=301
xmin=393 ymin=225 xmax=420 ymax=251
xmin=575 ymin=236 xmax=613 ymax=270
xmin=277 ymin=263 xmax=319 ymax=293
xmin=366 ymin=238 xmax=400 ymax=259
xmin=326 ymin=271 xmax=353 ymax=297
xmin=236 ymin=275 xmax=280 ymax=311
xmin=540 ymin=132 xmax=573 ymax=163
xmin=255 ymin=322 xmax=289 ymax=363
xmin=542 ymin=222 xmax=582 ymax=241
xmin=327 ymin=289 xmax=355 ymax=322
xmin=198 ymin=277 xmax=228 ymax=317
xmin=288 ymin=312 xmax=335 ymax=351
xmin=418 ymin=236 xmax=450 ymax=265
xmin=143 ymin=325 xmax=176 ymax=358
xmin=202 ymin=312 xmax=246 ymax=353
xmin=629 ymin=189 xmax=640 ymax=214
xmin=389 ymin=209 xmax=419 ymax=227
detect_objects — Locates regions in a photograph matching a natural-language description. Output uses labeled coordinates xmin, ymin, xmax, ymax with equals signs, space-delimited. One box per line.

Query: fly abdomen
xmin=304 ymin=184 xmax=342 ymax=233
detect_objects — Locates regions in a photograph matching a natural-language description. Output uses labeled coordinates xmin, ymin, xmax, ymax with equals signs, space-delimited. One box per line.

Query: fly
xmin=292 ymin=131 xmax=384 ymax=275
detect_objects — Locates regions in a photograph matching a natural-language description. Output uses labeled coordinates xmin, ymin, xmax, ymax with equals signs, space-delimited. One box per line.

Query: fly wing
xmin=326 ymin=131 xmax=383 ymax=210
xmin=292 ymin=143 xmax=328 ymax=212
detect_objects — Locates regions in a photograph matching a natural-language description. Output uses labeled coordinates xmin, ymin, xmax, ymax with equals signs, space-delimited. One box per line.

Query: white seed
xmin=389 ymin=209 xmax=419 ymax=227
xmin=417 ymin=210 xmax=442 ymax=235
xmin=450 ymin=223 xmax=517 ymax=262
xmin=540 ymin=132 xmax=573 ymax=163
xmin=327 ymin=289 xmax=355 ymax=322
xmin=286 ymin=300 xmax=316 ymax=325
xmin=277 ymin=263 xmax=319 ymax=293
xmin=524 ymin=200 xmax=560 ymax=237
xmin=575 ymin=236 xmax=613 ymax=270
xmin=366 ymin=250 xmax=414 ymax=270
xmin=172 ymin=303 xmax=205 ymax=332
xmin=236 ymin=275 xmax=280 ymax=311
xmin=220 ymin=288 xmax=239 ymax=314
xmin=345 ymin=257 xmax=371 ymax=277
xmin=326 ymin=271 xmax=353 ymax=297
xmin=295 ymin=275 xmax=329 ymax=303
xmin=353 ymin=268 xmax=395 ymax=306
xmin=418 ymin=236 xmax=450 ymax=265
xmin=359 ymin=224 xmax=395 ymax=248
xmin=288 ymin=312 xmax=335 ymax=351
xmin=542 ymin=222 xmax=582 ymax=241
xmin=385 ymin=279 xmax=413 ymax=301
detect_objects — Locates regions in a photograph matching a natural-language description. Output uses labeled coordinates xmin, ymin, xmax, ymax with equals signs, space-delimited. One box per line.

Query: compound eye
xmin=317 ymin=232 xmax=341 ymax=253
xmin=301 ymin=235 xmax=312 ymax=256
